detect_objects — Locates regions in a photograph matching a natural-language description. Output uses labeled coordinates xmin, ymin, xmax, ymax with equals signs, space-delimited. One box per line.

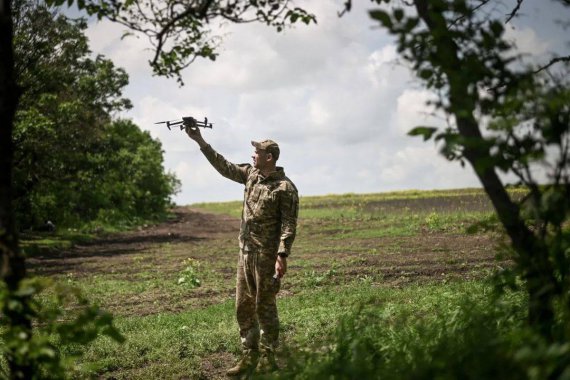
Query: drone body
xmin=155 ymin=116 xmax=213 ymax=130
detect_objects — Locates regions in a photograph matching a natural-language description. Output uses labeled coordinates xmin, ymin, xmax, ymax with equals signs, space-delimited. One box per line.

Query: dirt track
xmin=27 ymin=205 xmax=505 ymax=317
xmin=28 ymin=207 xmax=238 ymax=276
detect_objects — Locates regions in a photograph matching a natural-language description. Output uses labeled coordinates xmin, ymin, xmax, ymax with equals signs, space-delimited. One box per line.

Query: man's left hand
xmin=275 ymin=255 xmax=287 ymax=278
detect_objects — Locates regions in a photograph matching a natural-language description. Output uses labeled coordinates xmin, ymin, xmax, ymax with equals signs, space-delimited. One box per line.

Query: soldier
xmin=185 ymin=119 xmax=299 ymax=377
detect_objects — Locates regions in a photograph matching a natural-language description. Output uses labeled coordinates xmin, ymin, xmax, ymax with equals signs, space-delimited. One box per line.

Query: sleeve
xmin=277 ymin=185 xmax=299 ymax=257
xmin=200 ymin=144 xmax=250 ymax=185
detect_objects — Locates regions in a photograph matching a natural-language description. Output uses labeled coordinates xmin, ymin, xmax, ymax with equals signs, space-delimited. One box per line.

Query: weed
xmin=177 ymin=258 xmax=202 ymax=288
xmin=303 ymin=268 xmax=338 ymax=287
xmin=425 ymin=211 xmax=442 ymax=230
xmin=273 ymin=281 xmax=531 ymax=380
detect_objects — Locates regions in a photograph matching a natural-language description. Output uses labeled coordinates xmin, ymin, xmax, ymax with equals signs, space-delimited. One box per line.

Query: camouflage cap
xmin=251 ymin=139 xmax=280 ymax=160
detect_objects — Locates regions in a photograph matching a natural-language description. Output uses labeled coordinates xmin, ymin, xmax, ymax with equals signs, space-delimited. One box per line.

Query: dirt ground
xmin=28 ymin=207 xmax=239 ymax=267
xmin=28 ymin=205 xmax=505 ymax=316
xmin=24 ymin=204 xmax=508 ymax=379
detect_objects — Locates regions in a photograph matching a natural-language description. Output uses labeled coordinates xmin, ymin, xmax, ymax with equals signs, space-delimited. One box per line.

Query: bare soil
xmin=26 ymin=205 xmax=506 ymax=379
xmin=28 ymin=205 xmax=505 ymax=312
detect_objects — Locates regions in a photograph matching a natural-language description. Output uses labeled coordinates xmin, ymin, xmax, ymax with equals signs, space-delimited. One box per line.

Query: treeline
xmin=12 ymin=1 xmax=179 ymax=230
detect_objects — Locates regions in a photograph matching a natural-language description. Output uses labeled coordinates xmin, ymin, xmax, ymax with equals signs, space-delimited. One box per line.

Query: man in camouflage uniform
xmin=185 ymin=120 xmax=299 ymax=377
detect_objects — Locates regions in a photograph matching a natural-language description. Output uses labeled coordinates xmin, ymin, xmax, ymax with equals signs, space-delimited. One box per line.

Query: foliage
xmin=366 ymin=0 xmax=570 ymax=340
xmin=269 ymin=284 xmax=570 ymax=380
xmin=0 ymin=278 xmax=124 ymax=379
xmin=177 ymin=258 xmax=202 ymax=288
xmin=5 ymin=191 xmax=529 ymax=377
xmin=12 ymin=2 xmax=180 ymax=231
xmin=45 ymin=0 xmax=317 ymax=85
xmin=302 ymin=267 xmax=338 ymax=287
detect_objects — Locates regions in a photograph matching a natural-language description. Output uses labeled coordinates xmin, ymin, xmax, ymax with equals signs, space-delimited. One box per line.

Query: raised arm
xmin=185 ymin=120 xmax=250 ymax=184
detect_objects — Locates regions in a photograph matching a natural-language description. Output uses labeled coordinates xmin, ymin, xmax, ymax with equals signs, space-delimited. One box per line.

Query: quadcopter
xmin=155 ymin=116 xmax=213 ymax=130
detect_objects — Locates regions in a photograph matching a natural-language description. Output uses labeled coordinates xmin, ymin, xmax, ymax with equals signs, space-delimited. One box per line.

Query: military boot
xmin=256 ymin=347 xmax=278 ymax=374
xmin=226 ymin=349 xmax=259 ymax=377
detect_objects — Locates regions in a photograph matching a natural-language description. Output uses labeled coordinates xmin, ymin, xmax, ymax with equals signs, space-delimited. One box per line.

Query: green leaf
xmin=121 ymin=31 xmax=134 ymax=40
xmin=394 ymin=8 xmax=404 ymax=22
xmin=419 ymin=68 xmax=433 ymax=80
xmin=14 ymin=285 xmax=39 ymax=297
xmin=404 ymin=18 xmax=419 ymax=32
xmin=489 ymin=21 xmax=504 ymax=38
xmin=408 ymin=126 xmax=438 ymax=141
xmin=369 ymin=10 xmax=393 ymax=29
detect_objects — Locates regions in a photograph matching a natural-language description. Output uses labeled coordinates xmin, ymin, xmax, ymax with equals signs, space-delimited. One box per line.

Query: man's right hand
xmin=184 ymin=118 xmax=207 ymax=147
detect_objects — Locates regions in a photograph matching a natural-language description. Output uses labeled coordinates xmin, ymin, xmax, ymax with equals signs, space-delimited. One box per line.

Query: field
xmin=24 ymin=188 xmax=520 ymax=379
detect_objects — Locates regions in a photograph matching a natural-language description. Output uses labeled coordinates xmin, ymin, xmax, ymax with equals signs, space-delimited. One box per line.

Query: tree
xmin=1 ymin=0 xmax=315 ymax=377
xmin=363 ymin=0 xmax=569 ymax=342
xmin=12 ymin=2 xmax=130 ymax=229
xmin=12 ymin=2 xmax=178 ymax=230
xmin=0 ymin=1 xmax=30 ymax=377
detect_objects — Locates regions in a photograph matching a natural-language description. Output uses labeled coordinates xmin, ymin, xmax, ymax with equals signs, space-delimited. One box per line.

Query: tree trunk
xmin=0 ymin=0 xmax=32 ymax=377
xmin=414 ymin=0 xmax=557 ymax=339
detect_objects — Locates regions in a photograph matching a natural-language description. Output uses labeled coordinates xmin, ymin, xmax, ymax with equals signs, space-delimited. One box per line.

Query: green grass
xmin=11 ymin=188 xmax=527 ymax=378
xmin=195 ymin=188 xmax=500 ymax=238
xmin=273 ymin=281 xmax=531 ymax=380
xmin=193 ymin=188 xmax=498 ymax=216
xmin=72 ymin=301 xmax=238 ymax=377
xmin=19 ymin=232 xmax=93 ymax=258
xmin=68 ymin=279 xmax=518 ymax=379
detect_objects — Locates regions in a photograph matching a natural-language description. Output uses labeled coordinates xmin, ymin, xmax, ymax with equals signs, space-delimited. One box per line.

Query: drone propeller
xmin=155 ymin=117 xmax=213 ymax=130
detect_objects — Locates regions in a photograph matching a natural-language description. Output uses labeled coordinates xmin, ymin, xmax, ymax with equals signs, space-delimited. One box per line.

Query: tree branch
xmin=447 ymin=0 xmax=492 ymax=30
xmin=151 ymin=4 xmax=201 ymax=67
xmin=337 ymin=0 xmax=351 ymax=17
xmin=413 ymin=0 xmax=540 ymax=254
xmin=505 ymin=0 xmax=524 ymax=24
xmin=533 ymin=55 xmax=570 ymax=74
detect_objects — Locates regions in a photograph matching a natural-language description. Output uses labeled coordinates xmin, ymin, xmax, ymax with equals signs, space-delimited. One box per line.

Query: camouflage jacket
xmin=201 ymin=144 xmax=299 ymax=256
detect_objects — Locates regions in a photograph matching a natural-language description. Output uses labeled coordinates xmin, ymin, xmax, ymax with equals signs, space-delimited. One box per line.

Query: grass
xmin=11 ymin=188 xmax=524 ymax=378
xmin=274 ymin=281 xmax=530 ymax=380
xmin=73 ymin=301 xmax=238 ymax=377
xmin=193 ymin=187 xmax=511 ymax=218
xmin=68 ymin=280 xmax=517 ymax=379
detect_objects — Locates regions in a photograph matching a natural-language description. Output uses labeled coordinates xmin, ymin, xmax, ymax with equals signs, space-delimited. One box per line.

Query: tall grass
xmin=266 ymin=282 xmax=569 ymax=380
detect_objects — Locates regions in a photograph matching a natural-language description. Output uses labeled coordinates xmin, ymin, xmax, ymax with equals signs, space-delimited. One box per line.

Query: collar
xmin=257 ymin=166 xmax=285 ymax=182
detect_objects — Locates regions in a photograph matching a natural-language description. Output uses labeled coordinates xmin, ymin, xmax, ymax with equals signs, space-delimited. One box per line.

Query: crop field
xmin=22 ymin=188 xmax=524 ymax=379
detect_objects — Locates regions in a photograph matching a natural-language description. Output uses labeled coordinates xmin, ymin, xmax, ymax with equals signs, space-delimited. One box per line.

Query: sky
xmin=80 ymin=0 xmax=568 ymax=205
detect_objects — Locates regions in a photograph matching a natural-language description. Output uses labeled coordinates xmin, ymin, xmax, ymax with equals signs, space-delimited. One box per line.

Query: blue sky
xmin=78 ymin=0 xmax=568 ymax=204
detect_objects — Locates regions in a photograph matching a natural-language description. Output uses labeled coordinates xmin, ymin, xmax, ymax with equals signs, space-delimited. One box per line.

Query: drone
xmin=155 ymin=116 xmax=213 ymax=131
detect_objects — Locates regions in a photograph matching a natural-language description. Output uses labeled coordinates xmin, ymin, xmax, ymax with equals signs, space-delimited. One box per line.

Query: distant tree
xmin=358 ymin=0 xmax=569 ymax=342
xmin=12 ymin=2 xmax=179 ymax=229
xmin=12 ymin=2 xmax=132 ymax=229
xmin=83 ymin=119 xmax=180 ymax=225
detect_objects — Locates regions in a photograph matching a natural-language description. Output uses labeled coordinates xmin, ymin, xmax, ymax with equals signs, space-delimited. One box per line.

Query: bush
xmin=0 ymin=278 xmax=125 ymax=379
xmin=268 ymin=287 xmax=570 ymax=380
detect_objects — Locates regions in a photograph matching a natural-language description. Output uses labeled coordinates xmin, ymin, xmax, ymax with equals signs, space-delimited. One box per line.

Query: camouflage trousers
xmin=236 ymin=248 xmax=281 ymax=351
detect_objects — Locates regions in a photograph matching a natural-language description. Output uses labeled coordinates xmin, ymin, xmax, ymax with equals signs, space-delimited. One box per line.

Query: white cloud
xmin=504 ymin=25 xmax=550 ymax=56
xmin=86 ymin=20 xmax=155 ymax=77
xmin=396 ymin=89 xmax=443 ymax=134
xmin=80 ymin=0 xmax=558 ymax=204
